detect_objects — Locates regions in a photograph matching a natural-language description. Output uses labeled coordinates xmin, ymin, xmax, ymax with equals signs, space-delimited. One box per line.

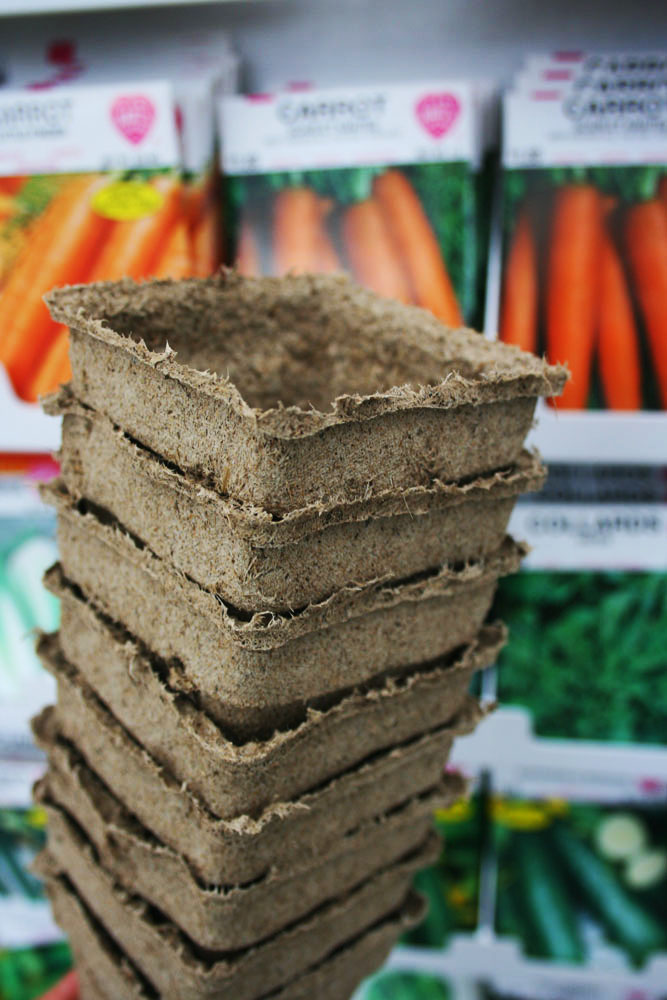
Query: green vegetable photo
xmin=493 ymin=570 xmax=667 ymax=743
xmin=494 ymin=799 xmax=667 ymax=967
xmin=401 ymin=795 xmax=483 ymax=950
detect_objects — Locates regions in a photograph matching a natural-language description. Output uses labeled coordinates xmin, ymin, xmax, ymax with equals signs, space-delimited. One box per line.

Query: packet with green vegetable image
xmin=401 ymin=794 xmax=483 ymax=951
xmin=493 ymin=569 xmax=667 ymax=744
xmin=0 ymin=942 xmax=71 ymax=1000
xmin=494 ymin=797 xmax=667 ymax=969
xmin=356 ymin=969 xmax=452 ymax=999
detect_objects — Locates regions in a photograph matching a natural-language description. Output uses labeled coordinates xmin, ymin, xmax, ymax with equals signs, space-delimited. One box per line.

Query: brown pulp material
xmin=46 ymin=273 xmax=567 ymax=513
xmin=46 ymin=481 xmax=523 ymax=646
xmin=32 ymin=703 xmax=479 ymax=886
xmin=43 ymin=869 xmax=424 ymax=1000
xmin=40 ymin=624 xmax=502 ymax=819
xmin=53 ymin=392 xmax=544 ymax=612
xmin=40 ymin=807 xmax=437 ymax=1000
xmin=45 ymin=491 xmax=519 ymax=736
xmin=46 ymin=548 xmax=512 ymax=742
xmin=37 ymin=758 xmax=458 ymax=952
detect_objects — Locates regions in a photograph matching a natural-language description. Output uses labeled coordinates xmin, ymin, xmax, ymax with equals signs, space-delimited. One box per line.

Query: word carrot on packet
xmin=490 ymin=50 xmax=667 ymax=466
xmin=219 ymin=80 xmax=493 ymax=330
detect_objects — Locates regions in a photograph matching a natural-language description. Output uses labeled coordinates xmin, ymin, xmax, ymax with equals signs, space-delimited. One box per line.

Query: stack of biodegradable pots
xmin=32 ymin=273 xmax=566 ymax=1000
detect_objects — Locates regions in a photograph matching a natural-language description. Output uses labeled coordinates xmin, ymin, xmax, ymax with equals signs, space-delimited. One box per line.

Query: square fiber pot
xmin=47 ymin=570 xmax=506 ymax=752
xmin=46 ymin=489 xmax=519 ymax=737
xmin=46 ymin=272 xmax=566 ymax=514
xmin=32 ymin=702 xmax=479 ymax=886
xmin=39 ymin=809 xmax=437 ymax=1000
xmin=44 ymin=870 xmax=423 ymax=1000
xmin=39 ymin=623 xmax=502 ymax=819
xmin=53 ymin=392 xmax=545 ymax=613
xmin=37 ymin=757 xmax=459 ymax=952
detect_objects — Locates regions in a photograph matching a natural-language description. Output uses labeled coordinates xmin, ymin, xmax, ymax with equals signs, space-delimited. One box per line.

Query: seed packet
xmin=219 ymin=80 xmax=491 ymax=329
xmin=0 ymin=33 xmax=238 ymax=450
xmin=491 ymin=53 xmax=667 ymax=469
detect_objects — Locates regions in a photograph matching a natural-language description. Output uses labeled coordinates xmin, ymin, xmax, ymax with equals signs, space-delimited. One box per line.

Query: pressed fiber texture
xmin=37 ymin=762 xmax=459 ymax=952
xmin=49 ymin=551 xmax=512 ymax=740
xmin=46 ymin=272 xmax=566 ymax=512
xmin=45 ymin=485 xmax=522 ymax=646
xmin=36 ymin=270 xmax=553 ymax=999
xmin=53 ymin=571 xmax=500 ymax=750
xmin=33 ymin=703 xmax=479 ymax=886
xmin=40 ymin=625 xmax=503 ymax=819
xmin=45 ymin=489 xmax=520 ymax=737
xmin=43 ymin=869 xmax=424 ymax=1000
xmin=53 ymin=391 xmax=544 ymax=612
xmin=40 ymin=808 xmax=437 ymax=1000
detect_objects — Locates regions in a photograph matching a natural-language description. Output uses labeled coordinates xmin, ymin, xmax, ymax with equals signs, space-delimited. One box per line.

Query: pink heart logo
xmin=111 ymin=95 xmax=156 ymax=145
xmin=415 ymin=93 xmax=460 ymax=139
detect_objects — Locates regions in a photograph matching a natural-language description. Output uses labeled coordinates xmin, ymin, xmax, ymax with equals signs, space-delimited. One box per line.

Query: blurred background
xmin=0 ymin=1 xmax=666 ymax=998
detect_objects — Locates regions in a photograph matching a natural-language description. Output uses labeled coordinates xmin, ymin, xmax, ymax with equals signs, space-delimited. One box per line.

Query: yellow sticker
xmin=92 ymin=180 xmax=164 ymax=221
xmin=491 ymin=797 xmax=553 ymax=831
xmin=434 ymin=797 xmax=473 ymax=824
xmin=25 ymin=805 xmax=47 ymax=829
xmin=489 ymin=796 xmax=571 ymax=830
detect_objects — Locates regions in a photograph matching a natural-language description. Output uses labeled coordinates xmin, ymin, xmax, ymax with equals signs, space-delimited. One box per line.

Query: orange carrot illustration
xmin=598 ymin=226 xmax=641 ymax=410
xmin=25 ymin=324 xmax=71 ymax=402
xmin=273 ymin=187 xmax=330 ymax=274
xmin=499 ymin=207 xmax=538 ymax=352
xmin=153 ymin=221 xmax=193 ymax=279
xmin=625 ymin=199 xmax=667 ymax=408
xmin=0 ymin=177 xmax=24 ymax=197
xmin=88 ymin=174 xmax=184 ymax=282
xmin=0 ymin=174 xmax=112 ymax=397
xmin=235 ymin=219 xmax=261 ymax=277
xmin=191 ymin=202 xmax=221 ymax=277
xmin=546 ymin=184 xmax=602 ymax=409
xmin=184 ymin=180 xmax=208 ymax=230
xmin=343 ymin=198 xmax=412 ymax=303
xmin=373 ymin=169 xmax=462 ymax=325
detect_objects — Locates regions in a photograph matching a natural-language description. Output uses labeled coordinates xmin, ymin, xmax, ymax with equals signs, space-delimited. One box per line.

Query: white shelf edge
xmin=528 ymin=404 xmax=667 ymax=466
xmin=388 ymin=936 xmax=667 ymax=997
xmin=0 ymin=368 xmax=61 ymax=453
xmin=0 ymin=756 xmax=46 ymax=807
xmin=0 ymin=0 xmax=261 ymax=14
xmin=0 ymin=898 xmax=63 ymax=949
xmin=450 ymin=706 xmax=667 ymax=803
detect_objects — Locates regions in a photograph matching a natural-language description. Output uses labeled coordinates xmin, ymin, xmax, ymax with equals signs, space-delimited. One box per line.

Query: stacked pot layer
xmin=33 ymin=273 xmax=566 ymax=1000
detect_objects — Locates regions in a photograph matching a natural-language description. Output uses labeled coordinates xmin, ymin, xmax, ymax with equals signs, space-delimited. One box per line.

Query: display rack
xmin=0 ymin=371 xmax=61 ymax=454
xmin=0 ymin=896 xmax=61 ymax=949
xmin=1 ymin=3 xmax=665 ymax=997
xmin=387 ymin=937 xmax=667 ymax=1000
xmin=451 ymin=707 xmax=667 ymax=804
xmin=0 ymin=758 xmax=46 ymax=808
